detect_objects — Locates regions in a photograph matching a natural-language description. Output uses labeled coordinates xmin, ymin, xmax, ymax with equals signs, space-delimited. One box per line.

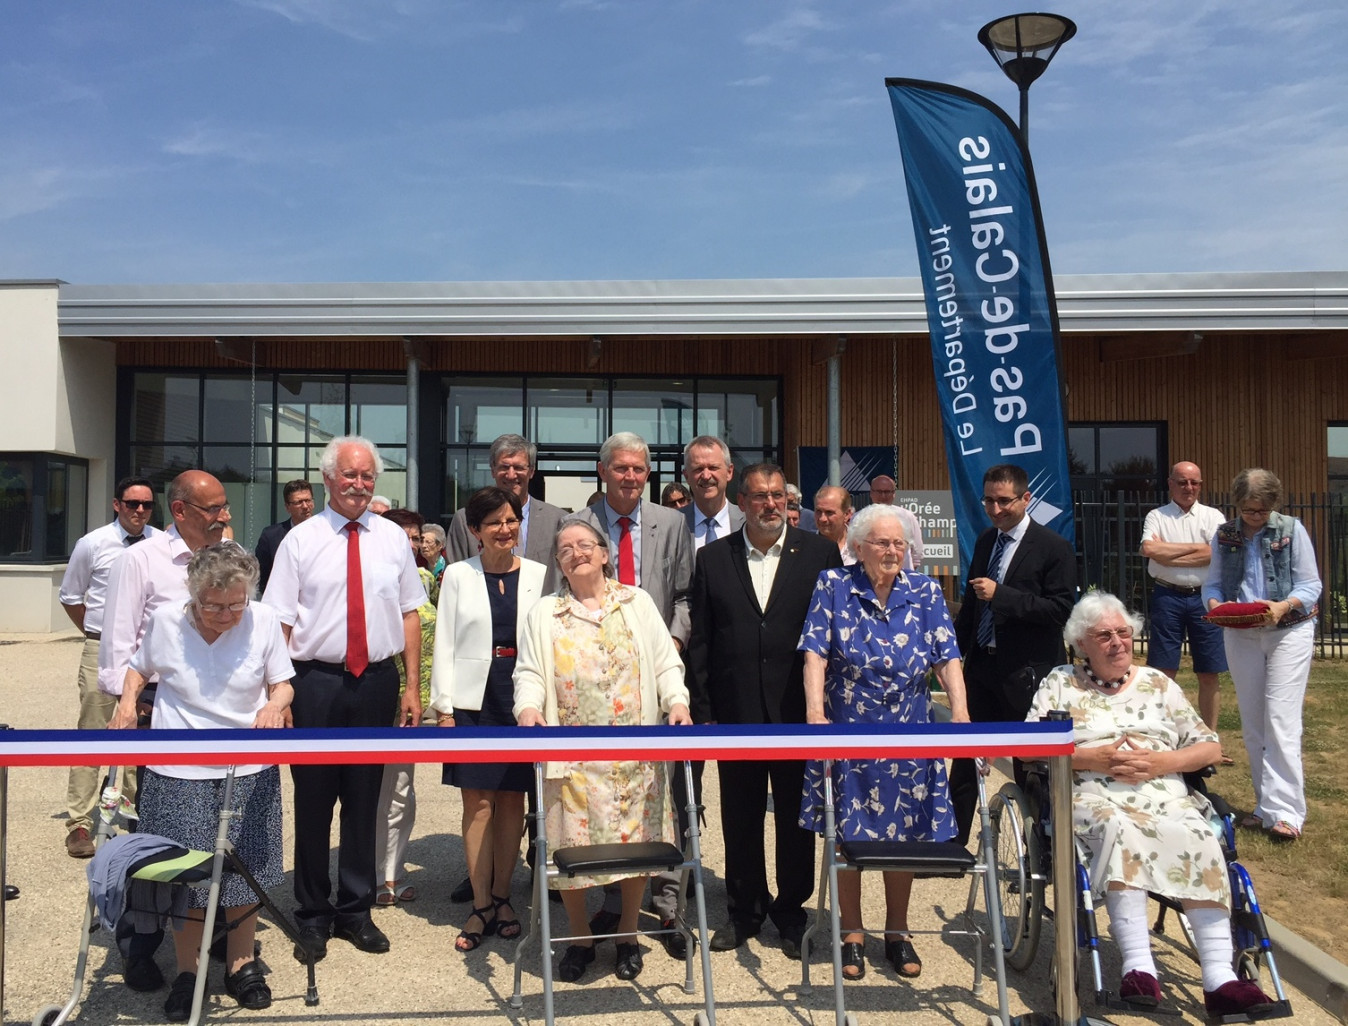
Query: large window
xmin=1068 ymin=422 xmax=1167 ymax=494
xmin=0 ymin=454 xmax=88 ymax=562
xmin=1330 ymin=424 xmax=1348 ymax=495
xmin=441 ymin=374 xmax=781 ymax=515
xmin=126 ymin=372 xmax=407 ymax=547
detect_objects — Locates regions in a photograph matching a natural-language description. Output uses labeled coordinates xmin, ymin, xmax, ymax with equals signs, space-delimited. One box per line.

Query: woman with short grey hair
xmin=1202 ymin=467 xmax=1321 ymax=841
xmin=844 ymin=502 xmax=909 ymax=559
xmin=111 ymin=542 xmax=293 ymax=1019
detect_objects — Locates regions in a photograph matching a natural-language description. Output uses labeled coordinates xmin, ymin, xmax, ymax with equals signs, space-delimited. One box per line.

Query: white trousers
xmin=1222 ymin=620 xmax=1313 ymax=829
xmin=377 ymin=763 xmax=417 ymax=884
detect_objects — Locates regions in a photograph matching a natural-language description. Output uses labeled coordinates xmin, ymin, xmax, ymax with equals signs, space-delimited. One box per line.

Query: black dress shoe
xmin=659 ymin=918 xmax=691 ymax=958
xmin=780 ymin=923 xmax=806 ymax=960
xmin=709 ymin=920 xmax=759 ymax=951
xmin=615 ymin=941 xmax=644 ymax=980
xmin=334 ymin=918 xmax=390 ymax=953
xmin=124 ymin=953 xmax=166 ymax=992
xmin=450 ymin=876 xmax=474 ymax=903
xmin=292 ymin=925 xmax=329 ymax=963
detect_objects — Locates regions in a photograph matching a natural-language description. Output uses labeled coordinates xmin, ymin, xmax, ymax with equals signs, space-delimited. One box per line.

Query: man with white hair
xmin=680 ymin=435 xmax=744 ymax=547
xmin=264 ymin=436 xmax=425 ymax=961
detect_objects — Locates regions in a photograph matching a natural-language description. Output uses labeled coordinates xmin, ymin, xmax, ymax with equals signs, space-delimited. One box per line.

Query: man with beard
xmin=264 ymin=436 xmax=425 ymax=961
xmin=687 ymin=463 xmax=840 ymax=957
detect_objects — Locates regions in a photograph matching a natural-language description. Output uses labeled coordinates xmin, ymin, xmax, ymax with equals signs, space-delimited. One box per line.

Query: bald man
xmin=1141 ymin=461 xmax=1228 ymax=735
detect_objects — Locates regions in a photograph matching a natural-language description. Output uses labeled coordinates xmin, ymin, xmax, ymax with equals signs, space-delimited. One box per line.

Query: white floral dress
xmin=797 ymin=566 xmax=960 ymax=842
xmin=1026 ymin=665 xmax=1230 ymax=907
xmin=543 ymin=582 xmax=671 ymax=889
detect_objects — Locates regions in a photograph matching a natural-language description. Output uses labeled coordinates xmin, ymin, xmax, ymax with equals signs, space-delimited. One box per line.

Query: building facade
xmin=3 ymin=272 xmax=1346 ymax=631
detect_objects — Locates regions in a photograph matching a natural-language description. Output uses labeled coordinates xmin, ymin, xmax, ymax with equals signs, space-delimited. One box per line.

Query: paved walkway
xmin=1 ymin=633 xmax=1340 ymax=1025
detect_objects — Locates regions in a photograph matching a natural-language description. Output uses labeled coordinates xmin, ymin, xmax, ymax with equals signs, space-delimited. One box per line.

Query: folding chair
xmin=510 ymin=759 xmax=716 ymax=1026
xmin=35 ymin=766 xmax=319 ymax=1026
xmin=800 ymin=759 xmax=1013 ymax=1026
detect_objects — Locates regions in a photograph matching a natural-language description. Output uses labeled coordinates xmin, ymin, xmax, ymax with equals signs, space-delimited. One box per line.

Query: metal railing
xmin=1073 ymin=490 xmax=1348 ymax=659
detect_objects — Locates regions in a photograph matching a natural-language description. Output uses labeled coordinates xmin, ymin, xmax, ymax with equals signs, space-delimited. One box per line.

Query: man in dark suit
xmin=445 ymin=433 xmax=567 ymax=592
xmin=951 ymin=463 xmax=1076 ymax=844
xmin=688 ymin=463 xmax=841 ymax=958
xmin=680 ymin=434 xmax=745 ymax=547
xmin=253 ymin=479 xmax=314 ymax=593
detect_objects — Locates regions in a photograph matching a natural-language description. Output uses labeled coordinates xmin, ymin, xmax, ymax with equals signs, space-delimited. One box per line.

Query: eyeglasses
xmin=1087 ymin=627 xmax=1134 ymax=644
xmin=182 ymin=500 xmax=230 ymax=517
xmin=1239 ymin=506 xmax=1271 ymax=517
xmin=863 ymin=537 xmax=907 ymax=551
xmin=480 ymin=517 xmax=521 ymax=530
xmin=198 ymin=600 xmax=248 ymax=614
xmin=285 ymin=497 xmax=314 ymax=507
xmin=118 ymin=499 xmax=155 ymax=510
xmin=982 ymin=494 xmax=1025 ymax=509
xmin=558 ymin=541 xmax=599 ymax=559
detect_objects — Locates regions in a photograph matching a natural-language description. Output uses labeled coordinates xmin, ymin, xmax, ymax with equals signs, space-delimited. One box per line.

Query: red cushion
xmin=1204 ymin=602 xmax=1269 ymax=628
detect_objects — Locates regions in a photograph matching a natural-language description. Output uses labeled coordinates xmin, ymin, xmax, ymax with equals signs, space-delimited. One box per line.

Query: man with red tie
xmin=263 ymin=436 xmax=424 ymax=962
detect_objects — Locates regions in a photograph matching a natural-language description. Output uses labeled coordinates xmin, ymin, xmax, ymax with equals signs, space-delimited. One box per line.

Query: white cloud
xmin=162 ymin=124 xmax=273 ymax=164
xmin=744 ymin=7 xmax=834 ymax=53
xmin=729 ymin=74 xmax=772 ymax=88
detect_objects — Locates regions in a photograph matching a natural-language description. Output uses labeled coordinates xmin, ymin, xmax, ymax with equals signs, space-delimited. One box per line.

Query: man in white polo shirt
xmin=263 ymin=435 xmax=424 ymax=962
xmin=1141 ymin=461 xmax=1229 ymax=737
xmin=58 ymin=476 xmax=159 ymax=858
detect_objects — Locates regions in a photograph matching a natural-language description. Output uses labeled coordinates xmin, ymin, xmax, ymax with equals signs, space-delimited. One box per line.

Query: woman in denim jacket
xmin=1201 ymin=468 xmax=1321 ymax=840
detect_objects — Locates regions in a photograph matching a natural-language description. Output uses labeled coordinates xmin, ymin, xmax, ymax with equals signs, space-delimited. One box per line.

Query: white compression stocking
xmin=1185 ymin=905 xmax=1238 ymax=992
xmin=1104 ymin=888 xmax=1156 ymax=978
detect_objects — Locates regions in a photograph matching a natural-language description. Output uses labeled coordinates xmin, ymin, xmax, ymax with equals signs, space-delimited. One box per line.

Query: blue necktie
xmin=975 ymin=532 xmax=1010 ymax=648
xmin=703 ymin=517 xmax=718 ymax=544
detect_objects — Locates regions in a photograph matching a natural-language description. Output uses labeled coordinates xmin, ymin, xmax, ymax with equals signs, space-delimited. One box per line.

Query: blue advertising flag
xmin=886 ymin=78 xmax=1075 ymax=578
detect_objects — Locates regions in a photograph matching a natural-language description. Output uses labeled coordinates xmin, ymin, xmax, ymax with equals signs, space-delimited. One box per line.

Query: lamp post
xmin=977 ymin=12 xmax=1076 ymax=146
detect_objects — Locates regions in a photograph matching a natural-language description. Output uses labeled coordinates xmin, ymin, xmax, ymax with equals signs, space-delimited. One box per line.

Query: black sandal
xmin=493 ymin=893 xmax=522 ymax=940
xmin=455 ymin=904 xmax=497 ymax=952
xmin=558 ymin=943 xmax=595 ymax=982
xmin=841 ymin=941 xmax=865 ymax=980
xmin=885 ymin=936 xmax=921 ymax=978
xmin=223 ymin=959 xmax=272 ymax=1010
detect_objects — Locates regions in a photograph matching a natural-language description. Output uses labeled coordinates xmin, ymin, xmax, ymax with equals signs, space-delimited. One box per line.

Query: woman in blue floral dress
xmin=799 ymin=503 xmax=969 ymax=980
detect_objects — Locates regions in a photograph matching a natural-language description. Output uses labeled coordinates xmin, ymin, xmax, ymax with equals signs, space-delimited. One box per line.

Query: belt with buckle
xmin=492 ymin=646 xmax=517 ymax=658
xmin=1153 ymin=581 xmax=1202 ymax=597
xmin=294 ymin=657 xmax=395 ymax=677
xmin=83 ymin=630 xmax=101 ymax=641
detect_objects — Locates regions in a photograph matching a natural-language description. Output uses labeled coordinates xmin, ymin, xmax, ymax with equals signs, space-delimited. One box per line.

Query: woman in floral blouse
xmin=1026 ymin=591 xmax=1273 ymax=1019
xmin=798 ymin=503 xmax=968 ymax=981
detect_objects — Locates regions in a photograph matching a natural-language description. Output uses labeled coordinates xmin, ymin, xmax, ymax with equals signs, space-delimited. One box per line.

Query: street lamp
xmin=977 ymin=12 xmax=1076 ymax=145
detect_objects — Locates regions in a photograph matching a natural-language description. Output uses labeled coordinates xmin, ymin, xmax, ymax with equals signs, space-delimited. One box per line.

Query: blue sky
xmin=2 ymin=0 xmax=1346 ymax=284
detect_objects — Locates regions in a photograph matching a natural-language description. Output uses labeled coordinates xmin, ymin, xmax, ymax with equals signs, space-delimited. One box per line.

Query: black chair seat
xmin=838 ymin=841 xmax=975 ymax=877
xmin=553 ymin=842 xmax=685 ymax=877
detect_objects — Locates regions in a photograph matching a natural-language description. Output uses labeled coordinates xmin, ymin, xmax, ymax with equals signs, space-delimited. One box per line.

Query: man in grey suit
xmin=680 ymin=434 xmax=745 ymax=548
xmin=445 ymin=433 xmax=567 ymax=592
xmin=569 ymin=431 xmax=695 ymax=957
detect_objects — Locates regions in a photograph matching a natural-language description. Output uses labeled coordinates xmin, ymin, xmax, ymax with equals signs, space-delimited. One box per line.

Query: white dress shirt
xmin=743 ymin=525 xmax=786 ymax=610
xmin=98 ymin=525 xmax=193 ymax=695
xmin=60 ymin=521 xmax=160 ymax=633
xmin=262 ymin=505 xmax=426 ymax=664
xmin=694 ymin=503 xmax=732 ymax=551
xmin=993 ymin=513 xmax=1032 ymax=580
xmin=1142 ymin=500 xmax=1224 ymax=588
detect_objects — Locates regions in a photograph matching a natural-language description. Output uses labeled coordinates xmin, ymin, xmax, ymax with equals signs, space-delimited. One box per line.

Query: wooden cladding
xmin=113 ymin=329 xmax=1348 ymax=491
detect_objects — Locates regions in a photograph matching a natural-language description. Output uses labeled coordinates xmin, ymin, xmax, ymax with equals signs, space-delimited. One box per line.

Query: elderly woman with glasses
xmin=513 ymin=519 xmax=691 ymax=985
xmin=797 ymin=502 xmax=969 ymax=982
xmin=1202 ymin=468 xmax=1321 ymax=842
xmin=1025 ymin=591 xmax=1275 ymax=1018
xmin=110 ymin=543 xmax=292 ymax=1021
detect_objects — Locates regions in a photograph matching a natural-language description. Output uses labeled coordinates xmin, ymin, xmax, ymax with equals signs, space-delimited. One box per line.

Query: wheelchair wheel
xmin=32 ymin=1006 xmax=63 ymax=1026
xmin=989 ymin=782 xmax=1043 ymax=971
xmin=1237 ymin=950 xmax=1263 ymax=986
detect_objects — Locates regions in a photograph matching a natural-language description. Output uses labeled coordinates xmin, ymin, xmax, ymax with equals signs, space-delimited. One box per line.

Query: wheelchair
xmin=989 ymin=760 xmax=1294 ymax=1023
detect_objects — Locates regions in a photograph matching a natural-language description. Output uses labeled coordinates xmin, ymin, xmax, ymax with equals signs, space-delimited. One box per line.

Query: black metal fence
xmin=1074 ymin=491 xmax=1348 ymax=659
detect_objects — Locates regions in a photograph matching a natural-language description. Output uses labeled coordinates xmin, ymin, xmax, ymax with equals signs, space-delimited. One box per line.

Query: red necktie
xmin=616 ymin=516 xmax=636 ymax=585
xmin=344 ymin=522 xmax=369 ymax=677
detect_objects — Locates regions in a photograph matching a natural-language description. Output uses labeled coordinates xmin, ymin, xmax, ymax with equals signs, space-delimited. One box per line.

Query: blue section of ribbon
xmin=887 ymin=79 xmax=1075 ymax=579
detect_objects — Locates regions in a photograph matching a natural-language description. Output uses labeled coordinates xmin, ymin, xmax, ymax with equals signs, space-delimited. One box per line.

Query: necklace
xmin=1081 ymin=662 xmax=1131 ymax=690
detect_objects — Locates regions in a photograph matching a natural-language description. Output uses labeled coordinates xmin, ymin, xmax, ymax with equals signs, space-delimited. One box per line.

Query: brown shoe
xmin=66 ymin=827 xmax=95 ymax=858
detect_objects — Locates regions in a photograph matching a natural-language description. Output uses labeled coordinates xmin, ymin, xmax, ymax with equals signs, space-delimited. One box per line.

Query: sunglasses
xmin=118 ymin=499 xmax=155 ymax=511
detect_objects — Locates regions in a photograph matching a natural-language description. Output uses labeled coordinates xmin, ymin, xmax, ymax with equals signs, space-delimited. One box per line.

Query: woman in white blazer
xmin=429 ymin=487 xmax=546 ymax=953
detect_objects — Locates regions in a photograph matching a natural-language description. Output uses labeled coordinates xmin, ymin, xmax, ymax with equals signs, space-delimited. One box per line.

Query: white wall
xmin=0 ymin=283 xmax=117 ymax=632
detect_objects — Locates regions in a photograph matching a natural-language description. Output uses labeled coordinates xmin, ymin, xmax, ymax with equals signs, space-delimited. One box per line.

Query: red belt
xmin=492 ymin=646 xmax=517 ymax=658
